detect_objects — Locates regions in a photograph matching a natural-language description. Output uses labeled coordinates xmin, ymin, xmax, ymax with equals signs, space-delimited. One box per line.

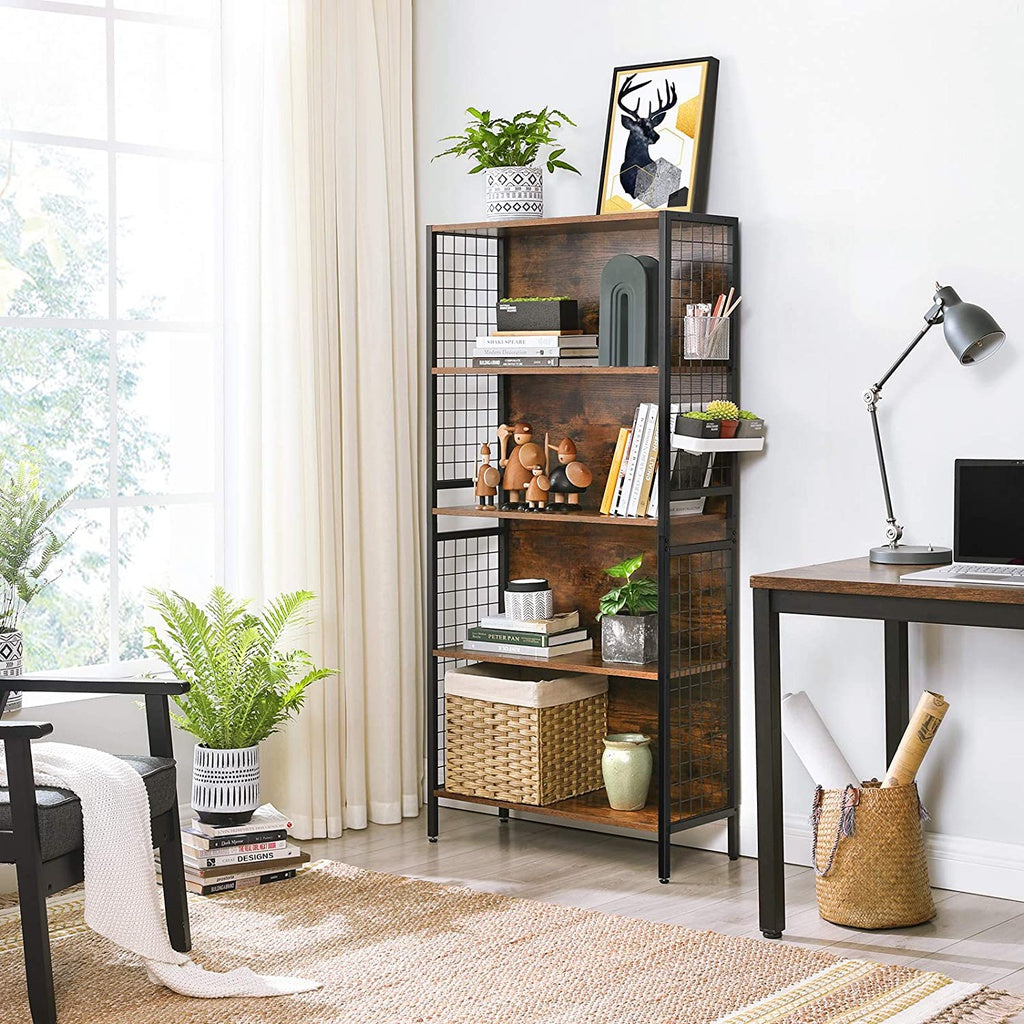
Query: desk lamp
xmin=864 ymin=283 xmax=1005 ymax=564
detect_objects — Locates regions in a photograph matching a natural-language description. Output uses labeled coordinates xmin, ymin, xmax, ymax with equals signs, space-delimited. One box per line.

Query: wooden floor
xmin=305 ymin=807 xmax=1024 ymax=1012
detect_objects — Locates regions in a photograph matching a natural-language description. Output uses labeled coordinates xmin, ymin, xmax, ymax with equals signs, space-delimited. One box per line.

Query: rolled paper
xmin=781 ymin=691 xmax=860 ymax=790
xmin=882 ymin=690 xmax=950 ymax=788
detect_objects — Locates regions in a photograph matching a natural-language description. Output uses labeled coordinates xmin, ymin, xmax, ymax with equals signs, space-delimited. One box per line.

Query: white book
xmin=610 ymin=406 xmax=642 ymax=516
xmin=462 ymin=638 xmax=593 ymax=659
xmin=615 ymin=403 xmax=652 ymax=516
xmin=477 ymin=611 xmax=580 ymax=634
xmin=183 ymin=843 xmax=303 ymax=869
xmin=626 ymin=403 xmax=658 ymax=516
xmin=190 ymin=803 xmax=291 ymax=838
xmin=476 ymin=334 xmax=597 ymax=348
xmin=181 ymin=836 xmax=288 ymax=856
xmin=471 ymin=345 xmax=578 ymax=358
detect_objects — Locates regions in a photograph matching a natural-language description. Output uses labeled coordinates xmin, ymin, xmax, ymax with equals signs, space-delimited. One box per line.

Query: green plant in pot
xmin=736 ymin=408 xmax=766 ymax=438
xmin=597 ymin=554 xmax=658 ymax=665
xmin=0 ymin=459 xmax=75 ymax=714
xmin=704 ymin=400 xmax=741 ymax=439
xmin=434 ymin=106 xmax=580 ymax=221
xmin=145 ymin=586 xmax=335 ymax=825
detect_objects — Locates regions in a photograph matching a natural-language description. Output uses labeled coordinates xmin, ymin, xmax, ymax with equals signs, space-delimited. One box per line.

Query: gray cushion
xmin=0 ymin=754 xmax=177 ymax=861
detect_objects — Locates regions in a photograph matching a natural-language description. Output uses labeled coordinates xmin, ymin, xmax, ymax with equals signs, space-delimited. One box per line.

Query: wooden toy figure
xmin=519 ymin=437 xmax=551 ymax=511
xmin=473 ymin=442 xmax=500 ymax=509
xmin=546 ymin=437 xmax=593 ymax=508
xmin=497 ymin=421 xmax=534 ymax=509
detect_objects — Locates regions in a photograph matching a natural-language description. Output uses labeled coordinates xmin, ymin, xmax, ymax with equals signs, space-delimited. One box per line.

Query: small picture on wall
xmin=596 ymin=57 xmax=719 ymax=215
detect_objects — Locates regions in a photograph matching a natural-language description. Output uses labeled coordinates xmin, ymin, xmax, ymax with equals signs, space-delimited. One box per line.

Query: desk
xmin=750 ymin=556 xmax=1024 ymax=939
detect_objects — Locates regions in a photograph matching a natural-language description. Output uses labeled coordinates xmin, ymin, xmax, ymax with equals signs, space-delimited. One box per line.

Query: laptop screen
xmin=955 ymin=460 xmax=1024 ymax=564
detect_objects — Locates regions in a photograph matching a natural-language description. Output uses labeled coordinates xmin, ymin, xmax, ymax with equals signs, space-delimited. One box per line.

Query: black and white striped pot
xmin=192 ymin=744 xmax=261 ymax=825
xmin=485 ymin=165 xmax=544 ymax=220
xmin=0 ymin=630 xmax=23 ymax=714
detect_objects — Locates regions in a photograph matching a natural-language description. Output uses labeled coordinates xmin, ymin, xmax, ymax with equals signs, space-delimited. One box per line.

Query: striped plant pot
xmin=192 ymin=744 xmax=261 ymax=826
xmin=0 ymin=630 xmax=23 ymax=714
xmin=485 ymin=165 xmax=544 ymax=220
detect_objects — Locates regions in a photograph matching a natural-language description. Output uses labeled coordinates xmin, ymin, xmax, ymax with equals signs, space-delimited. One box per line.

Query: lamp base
xmin=869 ymin=544 xmax=953 ymax=565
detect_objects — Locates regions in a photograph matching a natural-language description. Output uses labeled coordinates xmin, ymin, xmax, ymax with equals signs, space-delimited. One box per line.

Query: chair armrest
xmin=9 ymin=675 xmax=189 ymax=696
xmin=0 ymin=721 xmax=54 ymax=739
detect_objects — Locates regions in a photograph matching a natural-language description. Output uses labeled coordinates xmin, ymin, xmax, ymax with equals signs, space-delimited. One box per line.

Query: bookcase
xmin=426 ymin=211 xmax=740 ymax=881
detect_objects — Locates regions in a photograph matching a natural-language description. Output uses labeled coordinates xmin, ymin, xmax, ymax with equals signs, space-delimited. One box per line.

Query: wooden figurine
xmin=497 ymin=421 xmax=534 ymax=509
xmin=519 ymin=436 xmax=551 ymax=511
xmin=546 ymin=437 xmax=593 ymax=509
xmin=473 ymin=442 xmax=500 ymax=509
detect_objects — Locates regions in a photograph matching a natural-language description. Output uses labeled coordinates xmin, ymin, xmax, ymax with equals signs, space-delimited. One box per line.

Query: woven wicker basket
xmin=444 ymin=691 xmax=607 ymax=806
xmin=813 ymin=780 xmax=935 ymax=929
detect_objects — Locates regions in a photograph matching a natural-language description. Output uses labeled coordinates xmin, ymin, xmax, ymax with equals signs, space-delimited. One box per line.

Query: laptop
xmin=901 ymin=459 xmax=1024 ymax=586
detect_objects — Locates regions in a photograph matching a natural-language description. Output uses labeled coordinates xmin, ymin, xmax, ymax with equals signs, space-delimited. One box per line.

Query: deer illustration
xmin=617 ymin=73 xmax=678 ymax=199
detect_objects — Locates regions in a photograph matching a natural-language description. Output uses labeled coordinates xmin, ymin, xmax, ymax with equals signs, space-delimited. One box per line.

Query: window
xmin=0 ymin=0 xmax=222 ymax=670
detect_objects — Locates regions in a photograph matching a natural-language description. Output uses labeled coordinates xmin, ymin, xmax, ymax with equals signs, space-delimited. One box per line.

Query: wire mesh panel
xmin=666 ymin=546 xmax=733 ymax=823
xmin=432 ymin=531 xmax=501 ymax=786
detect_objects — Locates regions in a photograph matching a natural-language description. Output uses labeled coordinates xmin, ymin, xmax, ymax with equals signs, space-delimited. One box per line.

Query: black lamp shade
xmin=936 ymin=285 xmax=1006 ymax=364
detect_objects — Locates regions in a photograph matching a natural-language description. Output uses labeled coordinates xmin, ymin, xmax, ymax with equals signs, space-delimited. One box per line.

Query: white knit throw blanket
xmin=0 ymin=742 xmax=320 ymax=999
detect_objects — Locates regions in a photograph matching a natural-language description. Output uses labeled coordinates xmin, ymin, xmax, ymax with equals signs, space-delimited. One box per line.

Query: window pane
xmin=117 ymin=331 xmax=215 ymax=495
xmin=0 ymin=328 xmax=110 ymax=499
xmin=0 ymin=144 xmax=109 ymax=318
xmin=115 ymin=20 xmax=218 ymax=152
xmin=117 ymin=154 xmax=217 ymax=321
xmin=21 ymin=507 xmax=111 ymax=671
xmin=0 ymin=8 xmax=107 ymax=139
xmin=114 ymin=0 xmax=215 ymax=16
xmin=118 ymin=502 xmax=215 ymax=660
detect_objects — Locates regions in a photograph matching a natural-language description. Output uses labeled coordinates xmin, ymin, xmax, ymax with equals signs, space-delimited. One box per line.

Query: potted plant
xmin=736 ymin=409 xmax=766 ymax=438
xmin=0 ymin=459 xmax=75 ymax=714
xmin=433 ymin=106 xmax=580 ymax=220
xmin=704 ymin=400 xmax=741 ymax=438
xmin=496 ymin=296 xmax=579 ymax=334
xmin=675 ymin=410 xmax=722 ymax=440
xmin=597 ymin=554 xmax=658 ymax=665
xmin=145 ymin=586 xmax=335 ymax=825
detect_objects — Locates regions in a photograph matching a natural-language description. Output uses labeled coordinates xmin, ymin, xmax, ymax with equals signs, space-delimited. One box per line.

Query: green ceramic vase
xmin=601 ymin=733 xmax=653 ymax=811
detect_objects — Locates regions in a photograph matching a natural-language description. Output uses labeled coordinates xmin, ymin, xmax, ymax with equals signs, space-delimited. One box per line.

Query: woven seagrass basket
xmin=813 ymin=780 xmax=935 ymax=929
xmin=444 ymin=691 xmax=606 ymax=806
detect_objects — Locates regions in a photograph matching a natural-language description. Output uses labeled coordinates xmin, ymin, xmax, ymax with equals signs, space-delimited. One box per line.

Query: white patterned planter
xmin=485 ymin=165 xmax=544 ymax=220
xmin=192 ymin=744 xmax=261 ymax=825
xmin=0 ymin=630 xmax=23 ymax=714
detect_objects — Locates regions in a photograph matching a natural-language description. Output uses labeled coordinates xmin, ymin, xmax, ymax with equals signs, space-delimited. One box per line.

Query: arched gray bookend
xmin=599 ymin=254 xmax=659 ymax=366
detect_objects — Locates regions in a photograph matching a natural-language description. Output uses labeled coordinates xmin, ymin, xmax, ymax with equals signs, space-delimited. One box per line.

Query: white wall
xmin=415 ymin=0 xmax=1024 ymax=898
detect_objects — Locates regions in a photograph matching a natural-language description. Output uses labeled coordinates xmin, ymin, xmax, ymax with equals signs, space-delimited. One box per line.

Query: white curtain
xmin=221 ymin=0 xmax=422 ymax=838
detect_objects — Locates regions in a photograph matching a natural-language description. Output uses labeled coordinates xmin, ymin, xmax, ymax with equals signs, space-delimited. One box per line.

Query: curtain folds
xmin=222 ymin=0 xmax=422 ymax=839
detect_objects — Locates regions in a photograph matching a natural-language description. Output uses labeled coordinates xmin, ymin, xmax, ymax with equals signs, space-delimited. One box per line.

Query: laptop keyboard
xmin=947 ymin=563 xmax=1024 ymax=577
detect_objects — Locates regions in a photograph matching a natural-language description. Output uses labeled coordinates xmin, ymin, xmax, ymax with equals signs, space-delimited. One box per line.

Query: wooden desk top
xmin=750 ymin=556 xmax=1024 ymax=606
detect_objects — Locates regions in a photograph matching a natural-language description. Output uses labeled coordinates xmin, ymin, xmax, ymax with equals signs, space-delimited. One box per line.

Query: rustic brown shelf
xmin=433 ymin=644 xmax=658 ymax=680
xmin=434 ymin=788 xmax=659 ymax=831
xmin=429 ymin=211 xmax=661 ymax=235
xmin=433 ymin=505 xmax=728 ymax=536
xmin=432 ymin=366 xmax=658 ymax=376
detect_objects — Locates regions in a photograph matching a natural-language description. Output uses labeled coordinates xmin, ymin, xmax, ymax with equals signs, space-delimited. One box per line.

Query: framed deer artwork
xmin=596 ymin=57 xmax=719 ymax=215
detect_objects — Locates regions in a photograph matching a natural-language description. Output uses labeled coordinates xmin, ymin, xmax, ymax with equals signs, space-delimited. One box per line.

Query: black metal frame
xmin=0 ymin=676 xmax=191 ymax=1024
xmin=753 ymin=584 xmax=1024 ymax=940
xmin=426 ymin=212 xmax=741 ymax=880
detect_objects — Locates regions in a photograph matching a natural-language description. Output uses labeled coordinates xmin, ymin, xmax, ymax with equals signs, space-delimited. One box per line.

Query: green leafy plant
xmin=434 ymin=107 xmax=580 ymax=174
xmin=499 ymin=296 xmax=570 ymax=302
xmin=0 ymin=457 xmax=75 ymax=632
xmin=683 ymin=411 xmax=714 ymax=421
xmin=144 ymin=586 xmax=335 ymax=749
xmin=705 ymin=400 xmax=740 ymax=421
xmin=597 ymin=554 xmax=658 ymax=619
xmin=738 ymin=409 xmax=761 ymax=420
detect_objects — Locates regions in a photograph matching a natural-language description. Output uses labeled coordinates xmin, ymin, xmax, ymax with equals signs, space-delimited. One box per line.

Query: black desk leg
xmin=884 ymin=621 xmax=910 ymax=765
xmin=753 ymin=588 xmax=785 ymax=939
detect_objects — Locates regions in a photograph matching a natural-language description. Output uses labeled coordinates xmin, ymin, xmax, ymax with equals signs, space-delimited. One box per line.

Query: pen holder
xmin=682 ymin=316 xmax=730 ymax=360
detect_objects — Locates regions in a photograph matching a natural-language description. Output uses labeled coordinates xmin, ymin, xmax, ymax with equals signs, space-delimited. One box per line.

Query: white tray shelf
xmin=671 ymin=434 xmax=766 ymax=454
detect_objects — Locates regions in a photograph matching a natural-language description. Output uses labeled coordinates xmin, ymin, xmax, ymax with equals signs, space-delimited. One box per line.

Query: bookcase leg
xmin=498 ymin=807 xmax=510 ymax=824
xmin=427 ymin=792 xmax=438 ymax=843
xmin=727 ymin=814 xmax=740 ymax=861
xmin=658 ymin=830 xmax=671 ymax=883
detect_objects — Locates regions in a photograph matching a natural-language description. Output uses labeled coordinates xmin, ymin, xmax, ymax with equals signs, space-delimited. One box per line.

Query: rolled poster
xmin=781 ymin=691 xmax=860 ymax=789
xmin=882 ymin=690 xmax=950 ymax=788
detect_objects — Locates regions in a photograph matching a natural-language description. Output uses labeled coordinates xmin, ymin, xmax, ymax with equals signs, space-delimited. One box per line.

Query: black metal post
xmin=426 ymin=225 xmax=440 ymax=843
xmin=884 ymin=620 xmax=910 ymax=765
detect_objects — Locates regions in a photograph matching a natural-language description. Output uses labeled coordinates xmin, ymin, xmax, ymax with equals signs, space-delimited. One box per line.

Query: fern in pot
xmin=597 ymin=554 xmax=658 ymax=665
xmin=0 ymin=459 xmax=75 ymax=713
xmin=145 ymin=586 xmax=334 ymax=825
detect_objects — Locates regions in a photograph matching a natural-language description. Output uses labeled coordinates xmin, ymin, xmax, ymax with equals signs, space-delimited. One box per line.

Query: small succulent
xmin=705 ymin=400 xmax=740 ymax=421
xmin=683 ymin=411 xmax=714 ymax=421
xmin=738 ymin=409 xmax=761 ymax=420
xmin=500 ymin=296 xmax=570 ymax=302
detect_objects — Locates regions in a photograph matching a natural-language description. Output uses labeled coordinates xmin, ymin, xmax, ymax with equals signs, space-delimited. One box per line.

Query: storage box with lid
xmin=443 ymin=663 xmax=607 ymax=805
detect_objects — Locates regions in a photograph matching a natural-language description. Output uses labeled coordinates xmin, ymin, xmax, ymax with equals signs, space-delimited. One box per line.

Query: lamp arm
xmin=861 ymin=307 xmax=943 ymax=548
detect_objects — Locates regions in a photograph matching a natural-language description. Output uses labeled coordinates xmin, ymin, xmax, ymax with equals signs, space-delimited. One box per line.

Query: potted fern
xmin=0 ymin=459 xmax=75 ymax=713
xmin=434 ymin=106 xmax=580 ymax=220
xmin=145 ymin=586 xmax=334 ymax=825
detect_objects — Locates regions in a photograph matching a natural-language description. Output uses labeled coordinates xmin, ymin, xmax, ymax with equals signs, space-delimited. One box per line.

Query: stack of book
xmin=161 ymin=803 xmax=311 ymax=896
xmin=463 ymin=610 xmax=592 ymax=659
xmin=600 ymin=403 xmax=714 ymax=518
xmin=471 ymin=332 xmax=599 ymax=368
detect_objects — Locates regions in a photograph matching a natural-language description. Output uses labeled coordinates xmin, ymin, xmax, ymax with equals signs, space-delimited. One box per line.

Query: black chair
xmin=0 ymin=676 xmax=192 ymax=1024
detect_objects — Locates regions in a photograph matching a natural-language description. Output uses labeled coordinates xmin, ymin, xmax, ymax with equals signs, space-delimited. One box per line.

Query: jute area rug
xmin=0 ymin=861 xmax=1021 ymax=1024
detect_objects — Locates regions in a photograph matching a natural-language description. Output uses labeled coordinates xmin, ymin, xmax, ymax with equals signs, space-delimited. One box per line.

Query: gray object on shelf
xmin=0 ymin=629 xmax=23 ymax=714
xmin=598 ymin=254 xmax=658 ymax=366
xmin=601 ymin=613 xmax=658 ymax=665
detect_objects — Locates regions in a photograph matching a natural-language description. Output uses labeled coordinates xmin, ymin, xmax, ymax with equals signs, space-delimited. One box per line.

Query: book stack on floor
xmin=463 ymin=610 xmax=592 ymax=659
xmin=471 ymin=332 xmax=599 ymax=368
xmin=600 ymin=403 xmax=714 ymax=519
xmin=160 ymin=803 xmax=311 ymax=896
